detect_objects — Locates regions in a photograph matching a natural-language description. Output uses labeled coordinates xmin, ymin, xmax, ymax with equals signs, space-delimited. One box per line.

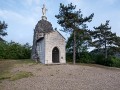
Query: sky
xmin=0 ymin=0 xmax=120 ymax=45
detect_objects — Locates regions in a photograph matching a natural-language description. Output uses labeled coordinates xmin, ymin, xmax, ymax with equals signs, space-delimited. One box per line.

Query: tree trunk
xmin=73 ymin=30 xmax=76 ymax=64
xmin=105 ymin=39 xmax=107 ymax=59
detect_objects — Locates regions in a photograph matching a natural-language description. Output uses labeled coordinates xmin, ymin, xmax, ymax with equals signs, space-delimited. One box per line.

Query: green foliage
xmin=111 ymin=57 xmax=120 ymax=68
xmin=90 ymin=53 xmax=120 ymax=67
xmin=55 ymin=3 xmax=94 ymax=33
xmin=91 ymin=20 xmax=117 ymax=59
xmin=66 ymin=27 xmax=92 ymax=64
xmin=0 ymin=71 xmax=33 ymax=81
xmin=55 ymin=3 xmax=120 ymax=67
xmin=0 ymin=21 xmax=7 ymax=41
xmin=10 ymin=71 xmax=33 ymax=81
xmin=66 ymin=50 xmax=120 ymax=68
xmin=56 ymin=3 xmax=94 ymax=64
xmin=0 ymin=41 xmax=31 ymax=59
xmin=0 ymin=71 xmax=11 ymax=80
xmin=92 ymin=54 xmax=106 ymax=65
xmin=0 ymin=60 xmax=34 ymax=81
xmin=66 ymin=30 xmax=91 ymax=53
xmin=0 ymin=60 xmax=15 ymax=81
xmin=77 ymin=52 xmax=93 ymax=63
xmin=66 ymin=52 xmax=93 ymax=63
xmin=66 ymin=53 xmax=73 ymax=62
xmin=90 ymin=20 xmax=120 ymax=68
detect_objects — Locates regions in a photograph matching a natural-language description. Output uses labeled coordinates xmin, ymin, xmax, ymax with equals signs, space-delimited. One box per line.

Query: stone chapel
xmin=31 ymin=4 xmax=66 ymax=64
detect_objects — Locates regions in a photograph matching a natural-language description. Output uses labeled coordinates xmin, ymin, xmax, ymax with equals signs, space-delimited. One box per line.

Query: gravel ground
xmin=0 ymin=63 xmax=120 ymax=90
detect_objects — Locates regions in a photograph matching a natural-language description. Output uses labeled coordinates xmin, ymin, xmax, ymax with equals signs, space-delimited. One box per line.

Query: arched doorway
xmin=52 ymin=47 xmax=59 ymax=63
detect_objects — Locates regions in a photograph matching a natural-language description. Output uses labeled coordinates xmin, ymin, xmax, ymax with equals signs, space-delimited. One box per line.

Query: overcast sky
xmin=0 ymin=0 xmax=120 ymax=45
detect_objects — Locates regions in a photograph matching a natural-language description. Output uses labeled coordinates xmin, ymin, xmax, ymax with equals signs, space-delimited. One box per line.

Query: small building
xmin=31 ymin=4 xmax=66 ymax=64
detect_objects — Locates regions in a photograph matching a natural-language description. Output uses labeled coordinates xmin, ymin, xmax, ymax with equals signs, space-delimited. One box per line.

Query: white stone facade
xmin=36 ymin=39 xmax=45 ymax=64
xmin=31 ymin=5 xmax=66 ymax=64
xmin=36 ymin=30 xmax=66 ymax=64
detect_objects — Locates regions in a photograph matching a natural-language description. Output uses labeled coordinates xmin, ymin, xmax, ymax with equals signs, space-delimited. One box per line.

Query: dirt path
xmin=0 ymin=63 xmax=120 ymax=90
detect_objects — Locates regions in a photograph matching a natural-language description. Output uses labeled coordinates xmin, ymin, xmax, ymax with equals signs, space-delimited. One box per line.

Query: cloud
xmin=0 ymin=0 xmax=120 ymax=45
xmin=0 ymin=9 xmax=37 ymax=44
xmin=0 ymin=9 xmax=36 ymax=26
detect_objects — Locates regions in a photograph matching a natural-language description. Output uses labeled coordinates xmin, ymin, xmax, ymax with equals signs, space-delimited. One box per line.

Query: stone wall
xmin=31 ymin=20 xmax=53 ymax=60
xmin=36 ymin=39 xmax=45 ymax=63
xmin=45 ymin=31 xmax=66 ymax=64
xmin=31 ymin=19 xmax=66 ymax=64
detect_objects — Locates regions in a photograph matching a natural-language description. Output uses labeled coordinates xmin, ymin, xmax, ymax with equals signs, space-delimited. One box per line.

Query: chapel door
xmin=52 ymin=47 xmax=59 ymax=63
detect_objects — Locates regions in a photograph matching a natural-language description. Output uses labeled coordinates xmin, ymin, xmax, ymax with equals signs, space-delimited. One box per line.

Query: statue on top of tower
xmin=42 ymin=4 xmax=47 ymax=16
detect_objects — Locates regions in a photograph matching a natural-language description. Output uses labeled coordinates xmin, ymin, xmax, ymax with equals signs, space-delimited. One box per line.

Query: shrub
xmin=77 ymin=52 xmax=93 ymax=63
xmin=111 ymin=57 xmax=120 ymax=68
xmin=92 ymin=54 xmax=112 ymax=66
xmin=66 ymin=52 xmax=93 ymax=64
xmin=91 ymin=54 xmax=105 ymax=65
xmin=66 ymin=53 xmax=73 ymax=62
xmin=0 ymin=41 xmax=31 ymax=59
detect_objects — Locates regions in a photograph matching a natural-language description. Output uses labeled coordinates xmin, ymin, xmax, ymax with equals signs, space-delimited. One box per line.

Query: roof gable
xmin=55 ymin=30 xmax=66 ymax=40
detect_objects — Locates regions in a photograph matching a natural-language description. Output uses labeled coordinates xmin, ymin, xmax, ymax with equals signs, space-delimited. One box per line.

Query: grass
xmin=10 ymin=71 xmax=33 ymax=81
xmin=0 ymin=59 xmax=35 ymax=81
xmin=0 ymin=59 xmax=36 ymax=64
xmin=0 ymin=60 xmax=14 ymax=81
xmin=0 ymin=71 xmax=33 ymax=81
xmin=0 ymin=71 xmax=11 ymax=80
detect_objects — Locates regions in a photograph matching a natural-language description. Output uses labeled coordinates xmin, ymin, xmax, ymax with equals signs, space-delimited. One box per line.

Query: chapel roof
xmin=35 ymin=19 xmax=53 ymax=33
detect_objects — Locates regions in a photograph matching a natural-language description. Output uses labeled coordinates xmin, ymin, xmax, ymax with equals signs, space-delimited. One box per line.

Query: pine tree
xmin=55 ymin=3 xmax=94 ymax=64
xmin=91 ymin=20 xmax=117 ymax=59
xmin=0 ymin=21 xmax=7 ymax=41
xmin=66 ymin=29 xmax=91 ymax=54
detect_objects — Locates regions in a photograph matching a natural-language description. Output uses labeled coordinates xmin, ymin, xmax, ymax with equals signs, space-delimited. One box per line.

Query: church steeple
xmin=41 ymin=4 xmax=47 ymax=20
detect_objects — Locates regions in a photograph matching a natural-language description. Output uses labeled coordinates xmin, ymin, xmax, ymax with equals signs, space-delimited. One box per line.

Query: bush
xmin=66 ymin=52 xmax=93 ymax=64
xmin=66 ymin=51 xmax=120 ymax=68
xmin=93 ymin=54 xmax=105 ymax=65
xmin=91 ymin=54 xmax=112 ymax=66
xmin=66 ymin=53 xmax=73 ymax=62
xmin=77 ymin=52 xmax=93 ymax=63
xmin=0 ymin=41 xmax=31 ymax=59
xmin=66 ymin=50 xmax=120 ymax=68
xmin=92 ymin=54 xmax=120 ymax=67
xmin=104 ymin=56 xmax=113 ymax=66
xmin=111 ymin=57 xmax=120 ymax=68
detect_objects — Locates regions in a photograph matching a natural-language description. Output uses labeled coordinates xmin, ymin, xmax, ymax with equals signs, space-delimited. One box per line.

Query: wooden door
xmin=52 ymin=47 xmax=59 ymax=63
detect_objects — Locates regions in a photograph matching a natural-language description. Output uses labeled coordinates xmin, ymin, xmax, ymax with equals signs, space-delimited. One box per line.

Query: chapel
xmin=31 ymin=4 xmax=66 ymax=64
